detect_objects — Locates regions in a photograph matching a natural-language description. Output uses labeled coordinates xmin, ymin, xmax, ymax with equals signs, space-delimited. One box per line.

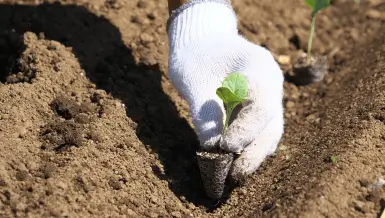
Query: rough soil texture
xmin=0 ymin=0 xmax=384 ymax=217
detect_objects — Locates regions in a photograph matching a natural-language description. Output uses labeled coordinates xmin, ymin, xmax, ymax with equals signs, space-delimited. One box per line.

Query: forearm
xmin=167 ymin=0 xmax=231 ymax=15
xmin=167 ymin=0 xmax=189 ymax=14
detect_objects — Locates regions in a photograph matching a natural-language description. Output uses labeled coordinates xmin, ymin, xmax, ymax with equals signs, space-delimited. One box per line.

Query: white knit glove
xmin=167 ymin=0 xmax=284 ymax=179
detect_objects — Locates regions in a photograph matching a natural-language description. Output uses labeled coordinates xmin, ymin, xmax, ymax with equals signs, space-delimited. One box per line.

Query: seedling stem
xmin=224 ymin=104 xmax=234 ymax=133
xmin=304 ymin=0 xmax=330 ymax=64
xmin=307 ymin=15 xmax=316 ymax=65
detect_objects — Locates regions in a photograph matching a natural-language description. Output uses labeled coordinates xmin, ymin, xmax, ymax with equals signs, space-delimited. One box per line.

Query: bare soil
xmin=0 ymin=0 xmax=384 ymax=217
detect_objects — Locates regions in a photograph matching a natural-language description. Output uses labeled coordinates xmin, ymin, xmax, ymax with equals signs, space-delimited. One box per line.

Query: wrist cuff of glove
xmin=167 ymin=0 xmax=238 ymax=52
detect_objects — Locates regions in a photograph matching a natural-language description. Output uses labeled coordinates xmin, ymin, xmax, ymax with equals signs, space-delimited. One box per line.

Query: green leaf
xmin=215 ymin=72 xmax=249 ymax=132
xmin=305 ymin=0 xmax=316 ymax=9
xmin=221 ymin=72 xmax=248 ymax=101
xmin=216 ymin=87 xmax=244 ymax=105
xmin=330 ymin=156 xmax=338 ymax=164
xmin=305 ymin=0 xmax=330 ymax=15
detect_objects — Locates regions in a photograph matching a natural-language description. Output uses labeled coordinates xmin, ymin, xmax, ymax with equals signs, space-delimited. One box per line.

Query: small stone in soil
xmin=277 ymin=55 xmax=291 ymax=65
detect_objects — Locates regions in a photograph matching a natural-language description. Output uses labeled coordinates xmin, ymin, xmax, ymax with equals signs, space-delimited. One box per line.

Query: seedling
xmin=304 ymin=0 xmax=331 ymax=65
xmin=216 ymin=72 xmax=248 ymax=132
xmin=330 ymin=155 xmax=338 ymax=164
xmin=196 ymin=73 xmax=248 ymax=200
xmin=289 ymin=0 xmax=330 ymax=85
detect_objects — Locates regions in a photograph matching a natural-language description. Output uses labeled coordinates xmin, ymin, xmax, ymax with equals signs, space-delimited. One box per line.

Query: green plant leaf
xmin=221 ymin=72 xmax=248 ymax=101
xmin=330 ymin=156 xmax=338 ymax=164
xmin=305 ymin=0 xmax=316 ymax=9
xmin=216 ymin=72 xmax=248 ymax=132
xmin=305 ymin=0 xmax=330 ymax=15
xmin=216 ymin=87 xmax=244 ymax=105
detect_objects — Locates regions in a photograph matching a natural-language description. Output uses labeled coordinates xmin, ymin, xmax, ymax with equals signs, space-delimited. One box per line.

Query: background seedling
xmin=216 ymin=72 xmax=248 ymax=132
xmin=304 ymin=0 xmax=359 ymax=65
xmin=330 ymin=155 xmax=338 ymax=164
xmin=289 ymin=0 xmax=331 ymax=86
xmin=305 ymin=0 xmax=331 ymax=64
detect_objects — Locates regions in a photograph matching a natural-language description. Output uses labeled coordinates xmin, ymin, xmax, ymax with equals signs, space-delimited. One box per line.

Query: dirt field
xmin=0 ymin=0 xmax=384 ymax=217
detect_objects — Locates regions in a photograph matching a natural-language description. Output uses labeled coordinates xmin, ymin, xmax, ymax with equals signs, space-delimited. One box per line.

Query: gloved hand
xmin=167 ymin=0 xmax=284 ymax=180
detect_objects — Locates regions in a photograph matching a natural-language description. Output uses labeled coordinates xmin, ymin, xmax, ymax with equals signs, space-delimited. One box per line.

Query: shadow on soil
xmin=0 ymin=2 xmax=216 ymax=208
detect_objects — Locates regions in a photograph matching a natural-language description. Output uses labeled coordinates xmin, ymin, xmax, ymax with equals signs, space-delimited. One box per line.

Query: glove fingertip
xmin=228 ymin=164 xmax=248 ymax=186
xmin=219 ymin=135 xmax=244 ymax=153
xmin=200 ymin=134 xmax=221 ymax=151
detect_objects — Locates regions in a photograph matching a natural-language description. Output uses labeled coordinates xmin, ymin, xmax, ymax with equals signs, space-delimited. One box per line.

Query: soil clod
xmin=40 ymin=120 xmax=85 ymax=152
xmin=39 ymin=163 xmax=57 ymax=179
xmin=49 ymin=96 xmax=95 ymax=120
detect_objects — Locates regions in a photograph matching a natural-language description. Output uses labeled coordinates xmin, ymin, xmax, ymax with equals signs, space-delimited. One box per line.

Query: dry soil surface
xmin=0 ymin=0 xmax=384 ymax=217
